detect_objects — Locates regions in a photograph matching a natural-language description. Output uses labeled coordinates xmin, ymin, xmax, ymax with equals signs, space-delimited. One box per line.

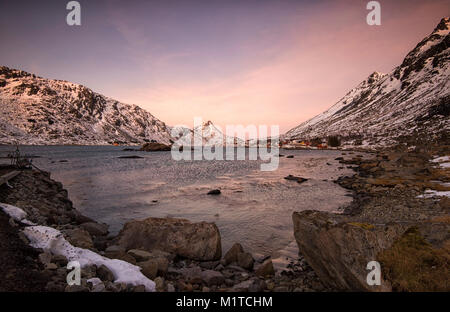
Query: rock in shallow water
xmin=140 ymin=142 xmax=171 ymax=152
xmin=237 ymin=252 xmax=255 ymax=270
xmin=284 ymin=175 xmax=308 ymax=184
xmin=255 ymin=259 xmax=275 ymax=277
xmin=117 ymin=155 xmax=144 ymax=159
xmin=223 ymin=243 xmax=244 ymax=265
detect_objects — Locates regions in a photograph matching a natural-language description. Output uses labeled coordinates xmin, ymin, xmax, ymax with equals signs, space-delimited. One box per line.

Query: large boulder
xmin=292 ymin=210 xmax=407 ymax=291
xmin=223 ymin=242 xmax=254 ymax=270
xmin=116 ymin=217 xmax=222 ymax=261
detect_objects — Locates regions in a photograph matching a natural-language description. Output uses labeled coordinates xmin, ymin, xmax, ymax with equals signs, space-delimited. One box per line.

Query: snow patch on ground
xmin=0 ymin=202 xmax=34 ymax=224
xmin=23 ymin=226 xmax=155 ymax=291
xmin=417 ymin=190 xmax=450 ymax=199
xmin=431 ymin=156 xmax=450 ymax=168
xmin=0 ymin=201 xmax=155 ymax=292
xmin=431 ymin=156 xmax=450 ymax=163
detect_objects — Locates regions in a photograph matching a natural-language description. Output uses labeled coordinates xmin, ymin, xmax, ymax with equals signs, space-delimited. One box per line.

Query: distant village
xmin=279 ymin=139 xmax=330 ymax=149
xmin=243 ymin=136 xmax=341 ymax=150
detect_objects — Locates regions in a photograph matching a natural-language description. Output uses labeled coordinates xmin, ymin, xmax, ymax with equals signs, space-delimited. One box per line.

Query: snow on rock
xmin=417 ymin=190 xmax=450 ymax=199
xmin=431 ymin=156 xmax=450 ymax=168
xmin=431 ymin=156 xmax=450 ymax=162
xmin=0 ymin=202 xmax=35 ymax=225
xmin=285 ymin=18 xmax=450 ymax=147
xmin=23 ymin=225 xmax=156 ymax=291
xmin=1 ymin=201 xmax=155 ymax=291
xmin=170 ymin=121 xmax=246 ymax=146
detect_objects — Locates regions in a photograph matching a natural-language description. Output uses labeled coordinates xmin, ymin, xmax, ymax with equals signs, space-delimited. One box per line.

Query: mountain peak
xmin=367 ymin=72 xmax=385 ymax=84
xmin=285 ymin=17 xmax=450 ymax=147
xmin=396 ymin=17 xmax=449 ymax=81
xmin=434 ymin=17 xmax=449 ymax=32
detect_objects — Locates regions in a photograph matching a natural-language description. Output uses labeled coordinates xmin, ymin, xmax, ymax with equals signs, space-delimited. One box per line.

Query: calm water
xmin=0 ymin=145 xmax=354 ymax=258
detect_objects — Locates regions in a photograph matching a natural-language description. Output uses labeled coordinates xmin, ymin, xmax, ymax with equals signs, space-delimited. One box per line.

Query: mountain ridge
xmin=285 ymin=17 xmax=450 ymax=148
xmin=171 ymin=121 xmax=246 ymax=146
xmin=0 ymin=66 xmax=173 ymax=145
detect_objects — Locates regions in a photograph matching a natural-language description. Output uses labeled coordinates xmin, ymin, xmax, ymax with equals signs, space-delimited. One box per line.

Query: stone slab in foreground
xmin=116 ymin=217 xmax=222 ymax=261
xmin=292 ymin=210 xmax=408 ymax=291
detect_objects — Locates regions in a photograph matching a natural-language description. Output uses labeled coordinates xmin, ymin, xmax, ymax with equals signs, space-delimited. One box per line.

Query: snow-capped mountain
xmin=285 ymin=18 xmax=450 ymax=147
xmin=0 ymin=67 xmax=173 ymax=145
xmin=171 ymin=121 xmax=245 ymax=146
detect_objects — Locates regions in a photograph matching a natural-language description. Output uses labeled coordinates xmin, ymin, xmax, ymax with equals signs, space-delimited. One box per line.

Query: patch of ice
xmin=23 ymin=226 xmax=155 ymax=291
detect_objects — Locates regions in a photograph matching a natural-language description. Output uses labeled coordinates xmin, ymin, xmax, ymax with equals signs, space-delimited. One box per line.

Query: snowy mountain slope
xmin=0 ymin=67 xmax=173 ymax=145
xmin=285 ymin=18 xmax=450 ymax=147
xmin=170 ymin=121 xmax=246 ymax=146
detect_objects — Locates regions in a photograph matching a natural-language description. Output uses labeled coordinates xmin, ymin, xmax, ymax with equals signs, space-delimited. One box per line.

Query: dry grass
xmin=347 ymin=222 xmax=375 ymax=230
xmin=378 ymin=227 xmax=450 ymax=292
xmin=430 ymin=215 xmax=450 ymax=223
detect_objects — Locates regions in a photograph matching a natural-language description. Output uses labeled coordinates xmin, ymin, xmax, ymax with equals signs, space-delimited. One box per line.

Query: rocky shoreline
xmin=0 ymin=166 xmax=325 ymax=292
xmin=292 ymin=147 xmax=449 ymax=291
xmin=0 ymin=145 xmax=448 ymax=292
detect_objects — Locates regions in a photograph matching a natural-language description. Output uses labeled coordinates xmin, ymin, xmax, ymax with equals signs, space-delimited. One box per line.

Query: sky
xmin=1 ymin=0 xmax=449 ymax=132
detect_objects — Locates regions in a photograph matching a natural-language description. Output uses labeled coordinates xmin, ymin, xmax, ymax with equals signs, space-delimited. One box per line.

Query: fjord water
xmin=0 ymin=146 xmax=353 ymax=258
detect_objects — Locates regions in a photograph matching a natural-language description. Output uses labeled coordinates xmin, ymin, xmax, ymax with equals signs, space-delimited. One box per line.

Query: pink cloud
xmin=110 ymin=1 xmax=450 ymax=133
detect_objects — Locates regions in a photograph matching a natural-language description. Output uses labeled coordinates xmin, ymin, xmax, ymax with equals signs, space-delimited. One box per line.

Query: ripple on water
xmin=0 ymin=146 xmax=354 ymax=257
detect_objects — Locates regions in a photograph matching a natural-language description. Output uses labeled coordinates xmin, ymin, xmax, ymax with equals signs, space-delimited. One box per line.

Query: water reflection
xmin=0 ymin=146 xmax=353 ymax=257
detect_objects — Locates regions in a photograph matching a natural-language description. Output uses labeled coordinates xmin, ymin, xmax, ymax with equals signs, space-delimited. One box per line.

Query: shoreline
xmin=0 ymin=145 xmax=354 ymax=257
xmin=0 ymin=144 xmax=448 ymax=292
xmin=0 ymin=165 xmax=325 ymax=292
xmin=293 ymin=147 xmax=449 ymax=291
